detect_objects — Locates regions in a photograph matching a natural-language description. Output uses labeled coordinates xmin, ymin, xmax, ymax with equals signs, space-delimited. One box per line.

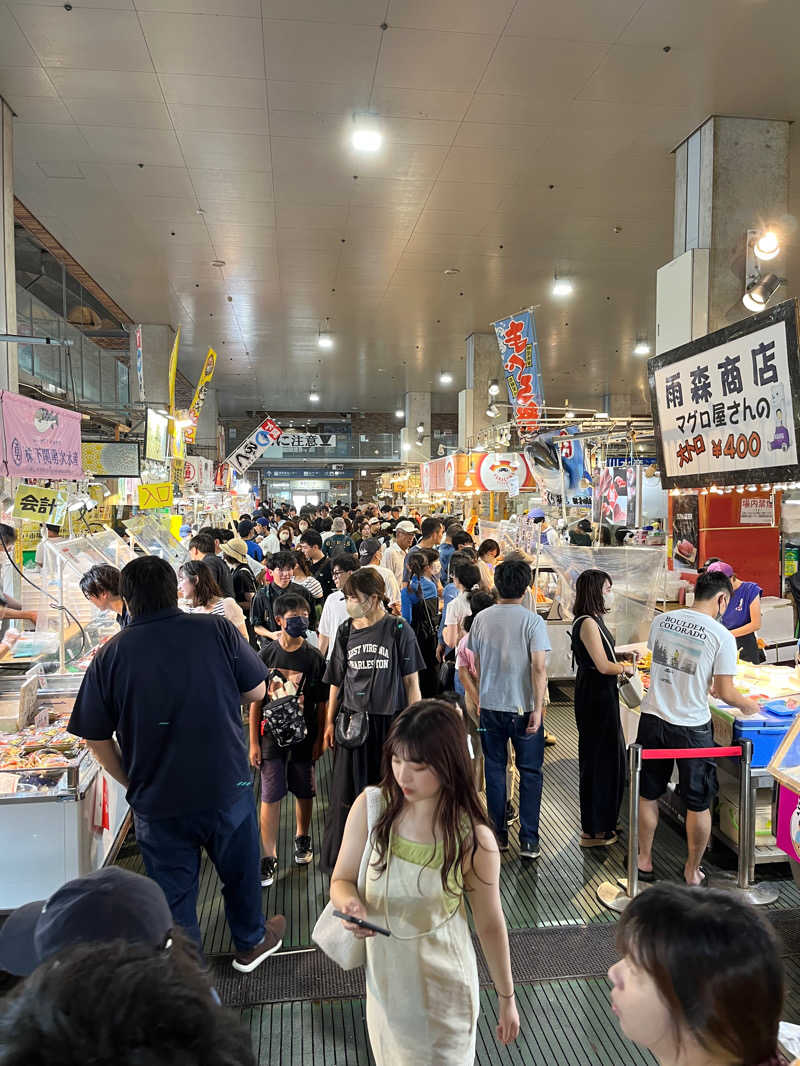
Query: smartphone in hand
xmin=332 ymin=909 xmax=391 ymax=937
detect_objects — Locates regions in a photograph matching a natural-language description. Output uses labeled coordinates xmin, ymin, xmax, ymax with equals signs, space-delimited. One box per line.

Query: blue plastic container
xmin=732 ymin=701 xmax=800 ymax=767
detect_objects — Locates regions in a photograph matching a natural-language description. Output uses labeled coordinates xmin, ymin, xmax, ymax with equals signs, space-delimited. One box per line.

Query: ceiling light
xmin=317 ymin=331 xmax=334 ymax=349
xmin=743 ymin=272 xmax=783 ymax=312
xmin=439 ymin=370 xmax=453 ymax=385
xmin=416 ymin=422 xmax=424 ymax=434
xmin=754 ymin=230 xmax=780 ymax=261
xmin=395 ymin=408 xmax=404 ymax=418
xmin=402 ymin=442 xmax=411 ymax=452
xmin=443 ymin=267 xmax=460 ymax=277
xmin=309 ymin=390 xmax=320 ymax=403
xmin=464 ymin=475 xmax=472 ymax=487
xmin=488 ymin=378 xmax=500 ymax=397
xmin=351 ymin=113 xmax=382 ymax=152
xmin=633 ymin=340 xmax=651 ymax=356
xmin=595 ymin=411 xmax=609 ymax=419
xmin=486 ymin=403 xmax=500 ymax=418
xmin=552 ymin=274 xmax=573 ymax=297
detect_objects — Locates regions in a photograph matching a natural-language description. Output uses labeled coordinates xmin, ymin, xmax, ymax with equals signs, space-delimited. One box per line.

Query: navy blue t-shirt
xmin=68 ymin=608 xmax=267 ymax=819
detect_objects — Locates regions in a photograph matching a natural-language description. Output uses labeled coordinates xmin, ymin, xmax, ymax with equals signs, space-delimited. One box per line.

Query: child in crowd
xmin=249 ymin=593 xmax=328 ymax=888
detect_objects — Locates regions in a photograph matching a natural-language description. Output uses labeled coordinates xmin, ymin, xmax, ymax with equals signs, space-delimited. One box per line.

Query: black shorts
xmin=636 ymin=714 xmax=717 ymax=813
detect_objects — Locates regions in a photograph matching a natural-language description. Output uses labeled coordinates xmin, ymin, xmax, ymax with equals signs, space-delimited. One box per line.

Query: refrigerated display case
xmin=123 ymin=515 xmax=186 ymax=572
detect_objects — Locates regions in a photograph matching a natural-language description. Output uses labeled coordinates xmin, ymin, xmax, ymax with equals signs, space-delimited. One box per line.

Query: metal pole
xmin=627 ymin=744 xmax=642 ymax=898
xmin=737 ymin=738 xmax=752 ymax=890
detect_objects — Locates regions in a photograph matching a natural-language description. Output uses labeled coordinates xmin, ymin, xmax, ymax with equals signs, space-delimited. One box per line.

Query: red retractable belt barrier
xmin=641 ymin=746 xmax=742 ymax=760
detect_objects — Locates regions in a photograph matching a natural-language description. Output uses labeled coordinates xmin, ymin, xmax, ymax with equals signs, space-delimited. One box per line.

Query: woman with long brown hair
xmin=330 ymin=700 xmax=519 ymax=1065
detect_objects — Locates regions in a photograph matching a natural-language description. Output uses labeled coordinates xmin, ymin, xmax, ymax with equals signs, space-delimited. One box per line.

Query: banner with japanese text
xmin=183 ymin=348 xmax=217 ymax=444
xmin=491 ymin=308 xmax=545 ymax=437
xmin=1 ymin=392 xmax=82 ymax=479
xmin=650 ymin=299 xmax=800 ymax=489
xmin=225 ymin=415 xmax=283 ymax=475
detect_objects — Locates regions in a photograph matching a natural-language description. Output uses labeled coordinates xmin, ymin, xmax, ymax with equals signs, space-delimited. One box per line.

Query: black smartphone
xmin=332 ymin=909 xmax=391 ymax=937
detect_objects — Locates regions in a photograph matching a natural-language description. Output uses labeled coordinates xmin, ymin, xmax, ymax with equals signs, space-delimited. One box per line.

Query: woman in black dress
xmin=320 ymin=567 xmax=424 ymax=872
xmin=571 ymin=569 xmax=636 ymax=847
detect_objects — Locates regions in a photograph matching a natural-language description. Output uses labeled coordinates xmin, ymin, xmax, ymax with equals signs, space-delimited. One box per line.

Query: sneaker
xmin=544 ymin=731 xmax=557 ymax=747
xmin=497 ymin=834 xmax=510 ymax=853
xmin=505 ymin=802 xmax=518 ymax=826
xmin=520 ymin=840 xmax=540 ymax=860
xmin=260 ymin=855 xmax=278 ymax=887
xmin=294 ymin=835 xmax=313 ymax=865
xmin=232 ymin=915 xmax=286 ymax=973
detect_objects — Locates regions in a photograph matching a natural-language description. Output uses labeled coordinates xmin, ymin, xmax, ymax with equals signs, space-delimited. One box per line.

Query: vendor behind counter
xmin=707 ymin=560 xmax=763 ymax=665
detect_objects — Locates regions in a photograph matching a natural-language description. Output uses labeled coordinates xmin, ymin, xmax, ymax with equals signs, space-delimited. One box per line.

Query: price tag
xmin=34 ymin=707 xmax=49 ymax=728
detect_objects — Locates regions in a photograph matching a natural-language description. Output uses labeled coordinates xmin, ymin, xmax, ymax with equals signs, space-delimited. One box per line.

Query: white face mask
xmin=603 ymin=590 xmax=614 ymax=611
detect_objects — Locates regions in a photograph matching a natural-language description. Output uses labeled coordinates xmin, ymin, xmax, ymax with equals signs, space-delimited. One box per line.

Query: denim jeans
xmin=479 ymin=708 xmax=545 ymax=847
xmin=133 ymin=790 xmax=265 ymax=954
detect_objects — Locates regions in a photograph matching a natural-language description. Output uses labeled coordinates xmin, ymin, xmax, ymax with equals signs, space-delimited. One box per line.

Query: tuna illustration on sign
xmin=33 ymin=408 xmax=58 ymax=433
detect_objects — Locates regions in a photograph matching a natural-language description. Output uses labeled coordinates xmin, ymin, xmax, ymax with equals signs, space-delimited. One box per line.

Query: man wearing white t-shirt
xmin=317 ymin=556 xmax=357 ymax=660
xmin=637 ymin=570 xmax=760 ymax=887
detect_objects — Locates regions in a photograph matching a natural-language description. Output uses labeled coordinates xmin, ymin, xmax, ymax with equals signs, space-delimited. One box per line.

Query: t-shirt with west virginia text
xmin=324 ymin=614 xmax=424 ymax=717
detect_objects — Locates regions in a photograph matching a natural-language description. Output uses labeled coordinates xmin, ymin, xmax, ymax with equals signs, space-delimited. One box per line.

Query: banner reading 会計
xmin=1 ymin=391 xmax=83 ymax=479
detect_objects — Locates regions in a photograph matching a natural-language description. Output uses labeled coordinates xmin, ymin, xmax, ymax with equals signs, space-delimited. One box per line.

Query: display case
xmin=123 ymin=515 xmax=186 ymax=572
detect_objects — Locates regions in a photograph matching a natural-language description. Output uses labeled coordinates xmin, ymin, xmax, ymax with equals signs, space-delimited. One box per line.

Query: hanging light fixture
xmin=743 ymin=272 xmax=783 ymax=312
xmin=754 ymin=230 xmax=780 ymax=261
xmin=351 ymin=112 xmax=383 ymax=153
xmin=439 ymin=369 xmax=453 ymax=385
xmin=488 ymin=379 xmax=500 ymax=396
xmin=552 ymin=273 xmax=573 ymax=297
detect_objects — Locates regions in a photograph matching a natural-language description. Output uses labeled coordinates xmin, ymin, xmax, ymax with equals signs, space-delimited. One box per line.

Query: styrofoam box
xmin=718 ymin=781 xmax=775 ymax=844
xmin=760 ymin=598 xmax=795 ymax=644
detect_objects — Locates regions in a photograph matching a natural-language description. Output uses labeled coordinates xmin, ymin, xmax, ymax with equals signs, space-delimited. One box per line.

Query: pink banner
xmin=1 ymin=391 xmax=83 ymax=479
xmin=776 ymin=785 xmax=800 ymax=863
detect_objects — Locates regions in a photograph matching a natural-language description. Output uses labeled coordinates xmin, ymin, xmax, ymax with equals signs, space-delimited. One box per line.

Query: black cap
xmin=0 ymin=867 xmax=173 ymax=976
xmin=358 ymin=537 xmax=382 ymax=559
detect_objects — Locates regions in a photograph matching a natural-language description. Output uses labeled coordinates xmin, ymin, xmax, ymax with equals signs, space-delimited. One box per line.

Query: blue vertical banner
xmin=491 ymin=308 xmax=545 ymax=438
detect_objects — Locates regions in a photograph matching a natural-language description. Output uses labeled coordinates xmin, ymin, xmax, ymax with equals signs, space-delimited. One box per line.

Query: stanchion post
xmin=737 ymin=738 xmax=753 ymax=891
xmin=627 ymin=744 xmax=643 ymax=899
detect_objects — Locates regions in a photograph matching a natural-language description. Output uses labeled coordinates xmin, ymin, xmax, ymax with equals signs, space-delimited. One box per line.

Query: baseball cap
xmin=707 ymin=560 xmax=735 ymax=578
xmin=221 ymin=537 xmax=249 ymax=565
xmin=358 ymin=537 xmax=382 ymax=559
xmin=0 ymin=867 xmax=173 ymax=977
xmin=530 ymin=507 xmax=546 ymax=521
xmin=237 ymin=519 xmax=254 ymax=537
xmin=394 ymin=520 xmax=416 ymax=534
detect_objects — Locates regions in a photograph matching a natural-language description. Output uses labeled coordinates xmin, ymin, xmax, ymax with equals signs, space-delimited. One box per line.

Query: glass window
xmin=101 ymin=351 xmax=117 ymax=405
xmin=82 ymin=346 xmax=100 ymax=402
xmin=117 ymin=361 xmax=129 ymax=405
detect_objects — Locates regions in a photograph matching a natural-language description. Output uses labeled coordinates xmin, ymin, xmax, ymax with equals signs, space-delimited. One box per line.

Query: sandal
xmin=579 ymin=833 xmax=618 ymax=848
xmin=636 ymin=867 xmax=656 ymax=883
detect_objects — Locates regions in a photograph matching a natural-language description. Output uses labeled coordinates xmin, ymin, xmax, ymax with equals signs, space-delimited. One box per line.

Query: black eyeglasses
xmin=332 ymin=569 xmax=346 ymax=577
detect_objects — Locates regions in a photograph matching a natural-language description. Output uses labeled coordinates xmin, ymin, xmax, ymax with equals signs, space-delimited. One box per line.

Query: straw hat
xmin=221 ymin=537 xmax=249 ymax=565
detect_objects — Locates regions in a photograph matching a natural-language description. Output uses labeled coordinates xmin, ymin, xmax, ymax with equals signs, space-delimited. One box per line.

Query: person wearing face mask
xmin=609 ymin=883 xmax=785 ymax=1066
xmin=249 ymin=551 xmax=317 ymax=649
xmin=319 ymin=568 xmax=424 ymax=873
xmin=401 ymin=548 xmax=441 ymax=698
xmin=637 ymin=570 xmax=760 ymax=887
xmin=571 ymin=569 xmax=633 ymax=848
xmin=276 ymin=522 xmax=298 ymax=550
xmin=249 ymin=594 xmax=328 ymax=886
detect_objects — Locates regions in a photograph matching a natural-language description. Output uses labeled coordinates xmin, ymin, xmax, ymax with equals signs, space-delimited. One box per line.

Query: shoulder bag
xmin=312 ymin=786 xmax=383 ymax=969
xmin=261 ymin=673 xmax=307 ymax=748
xmin=571 ymin=614 xmax=643 ymax=709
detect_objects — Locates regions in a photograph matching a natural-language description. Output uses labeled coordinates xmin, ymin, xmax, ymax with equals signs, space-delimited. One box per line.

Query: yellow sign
xmin=167 ymin=325 xmax=181 ymax=416
xmin=12 ymin=484 xmax=58 ymax=522
xmin=184 ymin=347 xmax=217 ymax=444
xmin=138 ymin=481 xmax=174 ymax=510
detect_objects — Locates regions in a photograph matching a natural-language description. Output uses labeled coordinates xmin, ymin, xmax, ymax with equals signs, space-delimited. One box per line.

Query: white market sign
xmin=276 ymin=433 xmax=336 ymax=448
xmin=649 ymin=298 xmax=800 ymax=489
xmin=225 ymin=416 xmax=283 ymax=476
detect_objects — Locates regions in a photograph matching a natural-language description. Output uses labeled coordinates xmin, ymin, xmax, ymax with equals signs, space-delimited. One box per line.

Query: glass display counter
xmin=123 ymin=515 xmax=186 ymax=572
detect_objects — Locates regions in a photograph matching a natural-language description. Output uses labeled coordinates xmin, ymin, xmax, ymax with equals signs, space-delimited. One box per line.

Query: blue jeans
xmin=479 ymin=708 xmax=545 ymax=847
xmin=133 ymin=790 xmax=265 ymax=954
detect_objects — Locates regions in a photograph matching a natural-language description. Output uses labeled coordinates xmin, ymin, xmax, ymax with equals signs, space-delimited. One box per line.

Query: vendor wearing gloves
xmin=706 ymin=560 xmax=763 ymax=664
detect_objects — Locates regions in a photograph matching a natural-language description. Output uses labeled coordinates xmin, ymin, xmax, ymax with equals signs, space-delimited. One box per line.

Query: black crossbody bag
xmin=261 ymin=674 xmax=308 ymax=748
xmin=334 ymin=617 xmax=403 ymax=749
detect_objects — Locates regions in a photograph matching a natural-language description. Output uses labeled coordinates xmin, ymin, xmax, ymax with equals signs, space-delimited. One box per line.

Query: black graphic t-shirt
xmin=259 ymin=640 xmax=328 ymax=761
xmin=324 ymin=615 xmax=425 ymax=717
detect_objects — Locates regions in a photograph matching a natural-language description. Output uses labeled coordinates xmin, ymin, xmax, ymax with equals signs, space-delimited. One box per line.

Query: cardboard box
xmin=718 ymin=781 xmax=775 ymax=845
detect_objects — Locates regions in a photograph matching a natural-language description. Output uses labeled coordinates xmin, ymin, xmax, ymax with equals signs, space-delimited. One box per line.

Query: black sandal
xmin=636 ymin=868 xmax=655 ymax=883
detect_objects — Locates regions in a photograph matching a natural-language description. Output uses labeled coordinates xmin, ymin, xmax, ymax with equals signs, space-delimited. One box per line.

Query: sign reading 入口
xmin=649 ymin=298 xmax=800 ymax=489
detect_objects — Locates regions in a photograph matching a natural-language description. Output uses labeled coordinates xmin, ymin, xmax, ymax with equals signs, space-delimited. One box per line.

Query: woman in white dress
xmin=178 ymin=560 xmax=248 ymax=640
xmin=330 ymin=700 xmax=519 ymax=1065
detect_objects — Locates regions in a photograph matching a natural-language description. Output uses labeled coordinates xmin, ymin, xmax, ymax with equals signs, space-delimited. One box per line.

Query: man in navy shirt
xmin=68 ymin=556 xmax=285 ymax=974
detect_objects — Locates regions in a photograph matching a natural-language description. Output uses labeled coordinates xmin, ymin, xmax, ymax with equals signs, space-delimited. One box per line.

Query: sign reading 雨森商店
xmin=649 ymin=298 xmax=800 ymax=489
xmin=1 ymin=392 xmax=83 ymax=479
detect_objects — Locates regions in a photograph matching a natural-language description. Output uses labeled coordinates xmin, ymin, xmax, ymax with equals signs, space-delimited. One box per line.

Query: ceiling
xmin=3 ymin=0 xmax=800 ymax=416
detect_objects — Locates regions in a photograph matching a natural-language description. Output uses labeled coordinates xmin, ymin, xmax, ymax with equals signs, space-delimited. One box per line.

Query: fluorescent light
xmin=488 ymin=379 xmax=500 ymax=397
xmin=754 ymin=230 xmax=780 ymax=261
xmin=633 ymin=341 xmax=651 ymax=356
xmin=402 ymin=442 xmax=411 ymax=452
xmin=595 ymin=411 xmax=609 ymax=419
xmin=308 ymin=391 xmax=320 ymax=403
xmin=439 ymin=370 xmax=453 ymax=385
xmin=351 ymin=117 xmax=382 ymax=152
xmin=395 ymin=409 xmax=404 ymax=419
xmin=317 ymin=332 xmax=334 ymax=349
xmin=552 ymin=276 xmax=573 ymax=297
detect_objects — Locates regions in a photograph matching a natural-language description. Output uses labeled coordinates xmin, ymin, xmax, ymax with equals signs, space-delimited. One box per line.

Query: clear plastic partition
xmin=85 ymin=527 xmax=136 ymax=569
xmin=123 ymin=516 xmax=186 ymax=572
xmin=541 ymin=545 xmax=665 ymax=645
xmin=476 ymin=519 xmax=520 ymax=555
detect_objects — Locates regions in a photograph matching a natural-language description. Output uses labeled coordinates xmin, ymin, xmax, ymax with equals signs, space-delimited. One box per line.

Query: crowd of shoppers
xmin=2 ymin=498 xmax=789 ymax=1066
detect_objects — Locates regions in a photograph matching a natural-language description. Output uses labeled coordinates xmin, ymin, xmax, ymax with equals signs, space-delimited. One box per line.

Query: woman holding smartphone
xmin=330 ymin=700 xmax=519 ymax=1065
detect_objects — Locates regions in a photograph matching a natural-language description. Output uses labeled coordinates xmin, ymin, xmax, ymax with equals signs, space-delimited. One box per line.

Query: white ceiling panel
xmin=437 ymin=143 xmax=544 ymax=186
xmin=200 ymin=200 xmax=275 ymax=226
xmin=0 ymin=65 xmax=56 ymax=98
xmin=269 ymin=111 xmax=346 ymax=141
xmin=0 ymin=6 xmax=41 ymax=67
xmin=36 ymin=160 xmax=85 ymax=178
xmin=577 ymin=44 xmax=708 ymax=107
xmin=140 ymin=12 xmax=264 ymax=76
xmin=375 ymin=28 xmax=495 ymax=93
xmin=101 ymin=162 xmax=195 ymax=197
xmin=261 ymin=0 xmax=383 ymax=23
xmin=191 ymin=169 xmax=271 ymax=203
xmin=348 ymin=175 xmax=432 ymax=206
xmin=79 ymin=125 xmax=184 ymax=166
xmin=276 ymin=204 xmax=346 ymax=229
xmin=369 ymin=85 xmax=471 ymax=122
xmin=506 ymin=0 xmax=642 ymax=43
xmin=453 ymin=122 xmax=550 ymax=150
xmin=425 ymin=181 xmax=508 ymax=213
xmin=126 ymin=195 xmax=199 ymax=222
xmin=161 ymin=73 xmax=266 ymax=108
xmin=263 ymin=20 xmax=380 ymax=89
xmin=136 ymin=0 xmax=259 ymax=15
xmin=12 ymin=7 xmax=151 ymax=70
xmin=177 ymin=130 xmax=270 ymax=171
xmin=168 ymin=103 xmax=268 ymax=134
xmin=65 ymin=98 xmax=173 ymax=129
xmin=46 ymin=69 xmax=162 ymax=101
xmin=413 ymin=208 xmax=494 ymax=236
xmin=205 ymin=222 xmax=276 ymax=248
xmin=478 ymin=36 xmax=607 ymax=97
xmin=10 ymin=96 xmax=72 ymax=123
xmin=13 ymin=121 xmax=95 ymax=161
xmin=267 ymin=80 xmax=369 ymax=115
xmin=387 ymin=0 xmax=515 ymax=35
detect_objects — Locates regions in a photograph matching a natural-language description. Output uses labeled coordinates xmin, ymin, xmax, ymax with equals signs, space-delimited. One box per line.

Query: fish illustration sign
xmin=1 ymin=392 xmax=82 ymax=479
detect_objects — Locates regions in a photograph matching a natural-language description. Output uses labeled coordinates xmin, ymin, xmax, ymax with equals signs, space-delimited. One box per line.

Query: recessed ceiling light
xmin=318 ymin=332 xmax=334 ymax=349
xmin=308 ymin=390 xmax=320 ymax=403
xmin=395 ymin=409 xmax=404 ymax=418
xmin=439 ymin=370 xmax=453 ymax=384
xmin=351 ymin=113 xmax=382 ymax=152
xmin=552 ymin=275 xmax=573 ymax=297
xmin=443 ymin=267 xmax=460 ymax=277
xmin=633 ymin=340 xmax=651 ymax=356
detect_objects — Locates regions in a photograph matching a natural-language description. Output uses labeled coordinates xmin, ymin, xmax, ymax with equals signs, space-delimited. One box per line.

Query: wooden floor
xmin=116 ymin=691 xmax=800 ymax=1065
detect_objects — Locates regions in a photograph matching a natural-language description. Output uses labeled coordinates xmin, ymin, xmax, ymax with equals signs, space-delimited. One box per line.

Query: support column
xmin=401 ymin=390 xmax=431 ymax=463
xmin=672 ymin=116 xmax=789 ymax=333
xmin=129 ymin=323 xmax=176 ymax=408
xmin=460 ymin=332 xmax=499 ymax=448
xmin=0 ymin=98 xmax=18 ymax=393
